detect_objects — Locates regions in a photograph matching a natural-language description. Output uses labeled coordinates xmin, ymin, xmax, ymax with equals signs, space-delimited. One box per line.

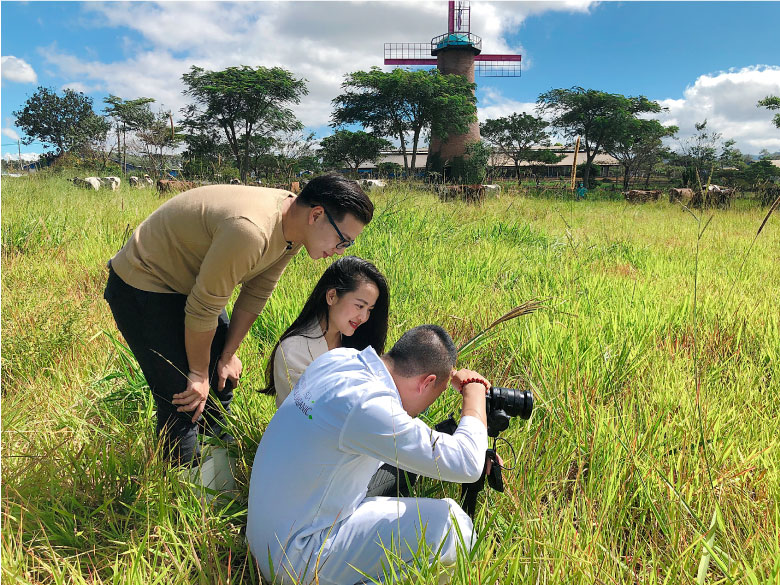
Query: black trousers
xmin=103 ymin=265 xmax=233 ymax=465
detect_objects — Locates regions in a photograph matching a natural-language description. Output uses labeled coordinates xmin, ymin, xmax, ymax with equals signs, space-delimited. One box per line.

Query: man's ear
xmin=309 ymin=205 xmax=323 ymax=225
xmin=420 ymin=374 xmax=437 ymax=394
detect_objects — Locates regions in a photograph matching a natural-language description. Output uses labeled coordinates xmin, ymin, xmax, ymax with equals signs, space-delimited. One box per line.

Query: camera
xmin=433 ymin=386 xmax=534 ymax=517
xmin=485 ymin=387 xmax=533 ymax=437
xmin=435 ymin=386 xmax=533 ymax=438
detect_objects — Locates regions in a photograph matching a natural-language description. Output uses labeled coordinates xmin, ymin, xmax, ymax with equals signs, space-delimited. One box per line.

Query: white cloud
xmin=657 ymin=65 xmax=780 ymax=153
xmin=1 ymin=56 xmax=38 ymax=84
xmin=477 ymin=87 xmax=537 ymax=122
xmin=2 ymin=127 xmax=20 ymax=141
xmin=3 ymin=152 xmax=40 ymax=162
xmin=38 ymin=1 xmax=595 ymax=131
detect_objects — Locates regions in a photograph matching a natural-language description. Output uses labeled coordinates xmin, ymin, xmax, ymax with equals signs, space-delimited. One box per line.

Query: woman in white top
xmin=263 ymin=256 xmax=389 ymax=408
xmin=263 ymin=256 xmax=418 ymax=497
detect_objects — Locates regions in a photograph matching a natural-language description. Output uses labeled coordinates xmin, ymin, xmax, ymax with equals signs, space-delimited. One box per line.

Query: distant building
xmin=356 ymin=145 xmax=621 ymax=178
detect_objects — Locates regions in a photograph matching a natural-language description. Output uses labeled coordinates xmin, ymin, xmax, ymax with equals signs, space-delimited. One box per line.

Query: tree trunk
xmin=410 ymin=127 xmax=421 ymax=176
xmin=398 ymin=133 xmax=409 ymax=175
xmin=117 ymin=126 xmax=122 ymax=174
xmin=623 ymin=164 xmax=631 ymax=191
xmin=514 ymin=160 xmax=521 ymax=185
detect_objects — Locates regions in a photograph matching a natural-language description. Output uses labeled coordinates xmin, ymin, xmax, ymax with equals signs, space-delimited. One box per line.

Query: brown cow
xmin=669 ymin=188 xmax=694 ymax=204
xmin=624 ymin=189 xmax=662 ymax=203
xmin=157 ymin=179 xmax=196 ymax=195
xmin=464 ymin=184 xmax=486 ymax=204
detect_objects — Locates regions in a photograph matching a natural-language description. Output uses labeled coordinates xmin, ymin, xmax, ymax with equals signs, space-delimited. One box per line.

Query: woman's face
xmin=326 ymin=280 xmax=380 ymax=338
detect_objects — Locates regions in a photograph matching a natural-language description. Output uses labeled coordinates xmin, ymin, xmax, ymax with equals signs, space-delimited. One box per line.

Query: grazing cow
xmin=100 ymin=176 xmax=121 ymax=191
xmin=483 ymin=184 xmax=502 ymax=196
xmin=359 ymin=179 xmax=386 ymax=190
xmin=464 ymin=184 xmax=486 ymax=204
xmin=669 ymin=188 xmax=694 ymax=204
xmin=437 ymin=184 xmax=463 ymax=202
xmin=436 ymin=184 xmax=484 ymax=204
xmin=157 ymin=179 xmax=196 ymax=195
xmin=624 ymin=189 xmax=662 ymax=203
xmin=129 ymin=176 xmax=140 ymax=187
xmin=694 ymin=184 xmax=735 ymax=209
xmin=143 ymin=174 xmax=154 ymax=187
xmin=73 ymin=176 xmax=102 ymax=191
xmin=289 ymin=181 xmax=301 ymax=194
xmin=229 ymin=178 xmax=241 ymax=185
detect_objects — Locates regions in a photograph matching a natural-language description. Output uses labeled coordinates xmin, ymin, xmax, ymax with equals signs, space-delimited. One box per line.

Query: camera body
xmin=485 ymin=387 xmax=533 ymax=437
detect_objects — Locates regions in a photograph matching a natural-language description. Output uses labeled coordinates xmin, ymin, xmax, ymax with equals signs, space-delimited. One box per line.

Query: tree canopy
xmin=331 ymin=67 xmax=476 ymax=174
xmin=319 ymin=130 xmax=392 ymax=176
xmin=104 ymin=95 xmax=156 ymax=173
xmin=13 ymin=86 xmax=110 ymax=157
xmin=757 ymin=95 xmax=780 ymax=129
xmin=181 ymin=65 xmax=307 ymax=182
xmin=604 ymin=117 xmax=678 ymax=190
xmin=480 ymin=113 xmax=563 ymax=183
xmin=537 ymin=87 xmax=662 ymax=186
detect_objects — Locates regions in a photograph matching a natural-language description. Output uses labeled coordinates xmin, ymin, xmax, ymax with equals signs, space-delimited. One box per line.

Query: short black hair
xmin=296 ymin=173 xmax=374 ymax=225
xmin=385 ymin=325 xmax=457 ymax=382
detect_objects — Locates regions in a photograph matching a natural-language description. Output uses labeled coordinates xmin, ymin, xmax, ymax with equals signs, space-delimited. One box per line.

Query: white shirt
xmin=273 ymin=320 xmax=329 ymax=407
xmin=247 ymin=346 xmax=488 ymax=581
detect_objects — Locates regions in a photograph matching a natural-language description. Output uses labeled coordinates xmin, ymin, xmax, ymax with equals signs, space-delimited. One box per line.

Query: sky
xmin=2 ymin=0 xmax=780 ymax=162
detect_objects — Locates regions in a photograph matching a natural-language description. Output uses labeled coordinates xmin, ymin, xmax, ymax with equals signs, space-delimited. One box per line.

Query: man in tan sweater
xmin=103 ymin=173 xmax=374 ymax=465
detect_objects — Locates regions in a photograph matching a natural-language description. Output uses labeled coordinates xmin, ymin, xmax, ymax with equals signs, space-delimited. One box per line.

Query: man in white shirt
xmin=247 ymin=325 xmax=490 ymax=585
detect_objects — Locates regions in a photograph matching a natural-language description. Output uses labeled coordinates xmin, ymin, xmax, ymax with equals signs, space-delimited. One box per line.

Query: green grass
xmin=2 ymin=173 xmax=779 ymax=584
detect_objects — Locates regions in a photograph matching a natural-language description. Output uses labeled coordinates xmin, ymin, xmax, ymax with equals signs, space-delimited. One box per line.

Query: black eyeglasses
xmin=313 ymin=204 xmax=354 ymax=249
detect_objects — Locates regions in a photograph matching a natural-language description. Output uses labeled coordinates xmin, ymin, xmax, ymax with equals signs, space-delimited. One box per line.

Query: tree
xmin=13 ymin=86 xmax=110 ymax=157
xmin=319 ymin=130 xmax=392 ymax=176
xmin=134 ymin=108 xmax=182 ymax=178
xmin=676 ymin=120 xmax=736 ymax=186
xmin=104 ymin=95 xmax=155 ymax=174
xmin=331 ymin=67 xmax=476 ymax=174
xmin=181 ymin=65 xmax=308 ymax=182
xmin=758 ymin=95 xmax=780 ymax=129
xmin=269 ymin=130 xmax=318 ymax=184
xmin=605 ymin=118 xmax=677 ymax=190
xmin=480 ymin=113 xmax=563 ymax=184
xmin=537 ymin=87 xmax=662 ymax=187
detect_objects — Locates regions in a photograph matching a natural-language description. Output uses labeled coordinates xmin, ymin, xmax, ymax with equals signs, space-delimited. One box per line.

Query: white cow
xmin=73 ymin=176 xmax=101 ymax=191
xmin=483 ymin=184 xmax=502 ymax=195
xmin=100 ymin=176 xmax=121 ymax=191
xmin=359 ymin=179 xmax=386 ymax=190
xmin=129 ymin=176 xmax=140 ymax=187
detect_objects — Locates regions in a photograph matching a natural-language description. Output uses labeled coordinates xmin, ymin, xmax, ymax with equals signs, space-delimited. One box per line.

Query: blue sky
xmin=2 ymin=1 xmax=780 ymax=161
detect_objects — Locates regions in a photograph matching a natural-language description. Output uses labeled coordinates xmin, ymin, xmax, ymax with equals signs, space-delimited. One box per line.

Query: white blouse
xmin=273 ymin=320 xmax=329 ymax=408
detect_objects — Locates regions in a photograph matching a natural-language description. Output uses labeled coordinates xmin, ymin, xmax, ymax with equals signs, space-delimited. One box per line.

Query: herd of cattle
xmin=70 ymin=174 xmax=738 ymax=208
xmin=625 ymin=185 xmax=736 ymax=208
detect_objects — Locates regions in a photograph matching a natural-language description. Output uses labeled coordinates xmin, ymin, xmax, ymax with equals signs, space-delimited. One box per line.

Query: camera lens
xmin=488 ymin=387 xmax=533 ymax=420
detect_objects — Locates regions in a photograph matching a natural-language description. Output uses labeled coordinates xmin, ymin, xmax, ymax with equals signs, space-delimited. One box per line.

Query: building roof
xmin=358 ymin=146 xmax=620 ymax=170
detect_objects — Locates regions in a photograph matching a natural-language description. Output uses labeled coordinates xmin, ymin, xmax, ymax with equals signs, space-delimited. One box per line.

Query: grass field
xmin=2 ymin=174 xmax=778 ymax=584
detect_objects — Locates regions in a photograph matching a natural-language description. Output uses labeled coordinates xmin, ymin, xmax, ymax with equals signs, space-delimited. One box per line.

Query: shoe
xmin=186 ymin=444 xmax=237 ymax=502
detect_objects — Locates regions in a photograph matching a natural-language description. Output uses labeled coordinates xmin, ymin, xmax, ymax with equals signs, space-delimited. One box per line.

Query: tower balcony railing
xmin=430 ymin=32 xmax=482 ymax=55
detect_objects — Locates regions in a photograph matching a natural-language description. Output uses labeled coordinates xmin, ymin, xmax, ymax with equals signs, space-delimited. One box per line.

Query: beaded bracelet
xmin=460 ymin=377 xmax=489 ymax=392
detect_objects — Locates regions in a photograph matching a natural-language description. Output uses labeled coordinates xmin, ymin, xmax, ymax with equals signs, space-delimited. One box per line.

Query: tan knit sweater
xmin=110 ymin=185 xmax=302 ymax=331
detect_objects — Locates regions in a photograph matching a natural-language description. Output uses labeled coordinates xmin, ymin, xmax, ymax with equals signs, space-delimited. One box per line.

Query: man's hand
xmin=450 ymin=369 xmax=490 ymax=395
xmin=450 ymin=368 xmax=490 ymax=428
xmin=217 ymin=352 xmax=242 ymax=392
xmin=173 ymin=370 xmax=210 ymax=422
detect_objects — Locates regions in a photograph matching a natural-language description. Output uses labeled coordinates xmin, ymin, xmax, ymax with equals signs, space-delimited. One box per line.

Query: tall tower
xmin=384 ymin=1 xmax=521 ymax=165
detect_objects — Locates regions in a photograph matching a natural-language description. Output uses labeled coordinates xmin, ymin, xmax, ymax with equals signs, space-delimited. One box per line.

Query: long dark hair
xmin=262 ymin=256 xmax=389 ymax=395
